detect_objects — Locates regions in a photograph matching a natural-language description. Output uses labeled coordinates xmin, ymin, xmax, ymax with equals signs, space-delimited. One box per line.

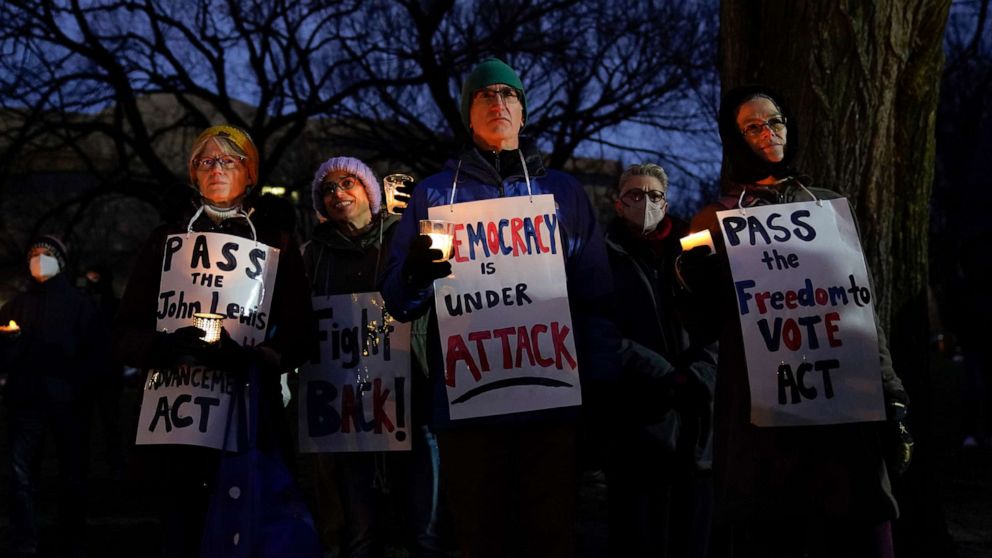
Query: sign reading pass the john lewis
xmin=137 ymin=231 xmax=280 ymax=449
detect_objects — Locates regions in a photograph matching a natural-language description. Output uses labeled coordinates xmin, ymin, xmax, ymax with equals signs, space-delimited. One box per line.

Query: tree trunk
xmin=720 ymin=1 xmax=952 ymax=556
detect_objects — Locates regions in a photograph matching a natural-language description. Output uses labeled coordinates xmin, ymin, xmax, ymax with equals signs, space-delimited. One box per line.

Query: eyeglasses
xmin=740 ymin=116 xmax=787 ymax=138
xmin=473 ymin=87 xmax=521 ymax=106
xmin=321 ymin=176 xmax=361 ymax=196
xmin=192 ymin=156 xmax=245 ymax=171
xmin=621 ymin=189 xmax=666 ymax=204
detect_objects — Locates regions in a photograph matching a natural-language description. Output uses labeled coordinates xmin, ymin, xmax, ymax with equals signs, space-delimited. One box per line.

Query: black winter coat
xmin=0 ymin=273 xmax=104 ymax=408
xmin=604 ymin=216 xmax=717 ymax=470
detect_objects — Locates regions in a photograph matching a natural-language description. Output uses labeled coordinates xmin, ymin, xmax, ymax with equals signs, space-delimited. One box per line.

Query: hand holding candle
xmin=192 ymin=313 xmax=224 ymax=344
xmin=419 ymin=219 xmax=455 ymax=262
xmin=675 ymin=230 xmax=722 ymax=294
xmin=403 ymin=226 xmax=453 ymax=287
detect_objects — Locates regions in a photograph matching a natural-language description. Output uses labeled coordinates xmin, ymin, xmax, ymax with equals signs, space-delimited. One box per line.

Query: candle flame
xmin=679 ymin=230 xmax=714 ymax=253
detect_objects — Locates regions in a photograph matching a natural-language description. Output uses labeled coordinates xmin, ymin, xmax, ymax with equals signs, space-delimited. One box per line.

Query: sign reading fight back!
xmin=717 ymin=199 xmax=886 ymax=426
xmin=299 ymin=292 xmax=412 ymax=453
xmin=136 ymin=231 xmax=280 ymax=449
xmin=430 ymin=195 xmax=582 ymax=420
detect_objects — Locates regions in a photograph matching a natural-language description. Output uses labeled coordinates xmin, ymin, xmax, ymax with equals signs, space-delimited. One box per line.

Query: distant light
xmin=261 ymin=185 xmax=286 ymax=196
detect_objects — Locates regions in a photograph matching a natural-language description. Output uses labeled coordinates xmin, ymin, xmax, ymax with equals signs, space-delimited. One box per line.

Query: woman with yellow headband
xmin=113 ymin=125 xmax=316 ymax=557
xmin=187 ymin=125 xmax=260 ymax=216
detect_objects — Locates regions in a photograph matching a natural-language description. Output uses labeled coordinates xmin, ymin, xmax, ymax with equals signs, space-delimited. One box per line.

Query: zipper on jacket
xmin=490 ymin=150 xmax=506 ymax=196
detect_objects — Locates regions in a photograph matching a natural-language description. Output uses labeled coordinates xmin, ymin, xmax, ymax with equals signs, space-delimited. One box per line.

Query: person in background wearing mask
xmin=603 ymin=163 xmax=717 ymax=557
xmin=0 ymin=235 xmax=104 ymax=558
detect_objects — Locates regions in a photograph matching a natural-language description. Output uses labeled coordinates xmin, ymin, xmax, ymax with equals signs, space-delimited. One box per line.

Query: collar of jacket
xmin=28 ymin=271 xmax=71 ymax=293
xmin=447 ymin=135 xmax=548 ymax=186
xmin=723 ymin=175 xmax=818 ymax=207
xmin=186 ymin=209 xmax=256 ymax=236
xmin=310 ymin=213 xmax=399 ymax=252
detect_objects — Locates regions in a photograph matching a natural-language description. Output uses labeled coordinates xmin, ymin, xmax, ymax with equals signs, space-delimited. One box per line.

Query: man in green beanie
xmin=380 ymin=58 xmax=621 ymax=558
xmin=458 ymin=56 xmax=527 ymax=145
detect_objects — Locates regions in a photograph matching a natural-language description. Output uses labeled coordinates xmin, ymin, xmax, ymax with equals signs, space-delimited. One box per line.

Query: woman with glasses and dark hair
xmin=113 ymin=125 xmax=315 ymax=557
xmin=603 ymin=162 xmax=717 ymax=558
xmin=680 ymin=85 xmax=913 ymax=557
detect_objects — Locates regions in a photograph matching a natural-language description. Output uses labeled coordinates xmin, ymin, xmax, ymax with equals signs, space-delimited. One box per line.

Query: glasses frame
xmin=192 ymin=155 xmax=246 ymax=171
xmin=620 ymin=189 xmax=667 ymax=204
xmin=740 ymin=116 xmax=788 ymax=138
xmin=473 ymin=87 xmax=522 ymax=106
xmin=321 ymin=176 xmax=362 ymax=196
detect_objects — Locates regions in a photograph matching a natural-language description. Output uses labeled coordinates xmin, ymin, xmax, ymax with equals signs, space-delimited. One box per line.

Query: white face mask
xmin=622 ymin=198 xmax=667 ymax=235
xmin=30 ymin=254 xmax=60 ymax=281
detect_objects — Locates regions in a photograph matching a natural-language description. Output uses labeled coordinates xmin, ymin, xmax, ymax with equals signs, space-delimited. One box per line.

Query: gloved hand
xmin=389 ymin=176 xmax=414 ymax=214
xmin=403 ymin=234 xmax=452 ymax=288
xmin=195 ymin=328 xmax=255 ymax=373
xmin=149 ymin=326 xmax=210 ymax=367
xmin=676 ymin=245 xmax=722 ymax=295
xmin=886 ymin=402 xmax=914 ymax=476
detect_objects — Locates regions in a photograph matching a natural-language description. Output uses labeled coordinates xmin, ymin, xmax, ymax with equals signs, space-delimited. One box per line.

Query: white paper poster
xmin=299 ymin=292 xmax=412 ymax=453
xmin=136 ymin=231 xmax=280 ymax=449
xmin=717 ymin=199 xmax=886 ymax=426
xmin=430 ymin=195 xmax=582 ymax=420
xmin=137 ymin=366 xmax=242 ymax=450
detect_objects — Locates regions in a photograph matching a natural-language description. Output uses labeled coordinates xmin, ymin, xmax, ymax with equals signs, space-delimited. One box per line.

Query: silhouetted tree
xmin=0 ymin=0 xmax=719 ymax=192
xmin=720 ymin=1 xmax=954 ymax=556
xmin=0 ymin=0 xmax=720 ymax=286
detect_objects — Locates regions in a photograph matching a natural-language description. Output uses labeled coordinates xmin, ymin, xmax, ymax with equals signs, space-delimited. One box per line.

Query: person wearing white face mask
xmin=0 ymin=234 xmax=104 ymax=558
xmin=29 ymin=248 xmax=62 ymax=281
xmin=603 ymin=163 xmax=717 ymax=558
xmin=615 ymin=168 xmax=669 ymax=236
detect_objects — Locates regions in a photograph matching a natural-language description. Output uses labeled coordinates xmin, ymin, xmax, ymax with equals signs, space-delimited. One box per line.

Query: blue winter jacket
xmin=379 ymin=140 xmax=621 ymax=429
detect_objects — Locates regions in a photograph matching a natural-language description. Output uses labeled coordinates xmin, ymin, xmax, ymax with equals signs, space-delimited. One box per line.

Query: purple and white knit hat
xmin=311 ymin=156 xmax=382 ymax=219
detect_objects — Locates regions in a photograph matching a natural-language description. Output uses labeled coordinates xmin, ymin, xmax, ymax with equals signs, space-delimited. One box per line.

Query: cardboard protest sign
xmin=137 ymin=231 xmax=280 ymax=449
xmin=137 ymin=366 xmax=242 ymax=449
xmin=717 ymin=199 xmax=886 ymax=426
xmin=299 ymin=292 xmax=412 ymax=453
xmin=430 ymin=195 xmax=582 ymax=420
xmin=154 ymin=232 xmax=279 ymax=346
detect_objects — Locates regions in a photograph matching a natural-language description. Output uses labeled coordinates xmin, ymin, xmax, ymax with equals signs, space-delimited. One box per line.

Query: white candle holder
xmin=192 ymin=312 xmax=225 ymax=344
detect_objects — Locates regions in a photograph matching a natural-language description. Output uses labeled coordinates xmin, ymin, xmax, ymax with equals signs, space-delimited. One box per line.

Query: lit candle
xmin=426 ymin=233 xmax=454 ymax=261
xmin=419 ymin=219 xmax=455 ymax=262
xmin=192 ymin=313 xmax=224 ymax=344
xmin=0 ymin=319 xmax=19 ymax=333
xmin=679 ymin=230 xmax=715 ymax=253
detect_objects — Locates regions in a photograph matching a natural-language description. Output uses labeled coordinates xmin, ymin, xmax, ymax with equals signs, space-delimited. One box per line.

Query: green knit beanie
xmin=459 ymin=57 xmax=526 ymax=131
